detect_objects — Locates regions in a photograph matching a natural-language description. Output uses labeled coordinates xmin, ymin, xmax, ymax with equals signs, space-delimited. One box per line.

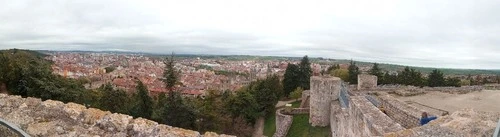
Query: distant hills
xmin=34 ymin=49 xmax=500 ymax=75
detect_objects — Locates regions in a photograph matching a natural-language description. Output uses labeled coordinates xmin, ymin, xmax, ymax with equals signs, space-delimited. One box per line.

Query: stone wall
xmin=0 ymin=94 xmax=232 ymax=137
xmin=273 ymin=108 xmax=310 ymax=137
xmin=385 ymin=109 xmax=500 ymax=137
xmin=371 ymin=85 xmax=483 ymax=94
xmin=330 ymin=96 xmax=404 ymax=137
xmin=273 ymin=108 xmax=293 ymax=137
xmin=309 ymin=76 xmax=341 ymax=127
xmin=358 ymin=74 xmax=378 ymax=90
xmin=299 ymin=90 xmax=310 ymax=108
xmin=377 ymin=95 xmax=426 ymax=129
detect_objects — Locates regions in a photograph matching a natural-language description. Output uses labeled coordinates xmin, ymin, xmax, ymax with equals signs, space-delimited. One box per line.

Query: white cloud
xmin=0 ymin=0 xmax=500 ymax=69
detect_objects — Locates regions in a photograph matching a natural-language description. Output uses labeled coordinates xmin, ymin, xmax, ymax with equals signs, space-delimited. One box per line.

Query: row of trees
xmin=324 ymin=61 xmax=461 ymax=87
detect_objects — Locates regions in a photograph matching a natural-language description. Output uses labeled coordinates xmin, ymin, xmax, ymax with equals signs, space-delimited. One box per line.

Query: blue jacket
xmin=420 ymin=116 xmax=437 ymax=125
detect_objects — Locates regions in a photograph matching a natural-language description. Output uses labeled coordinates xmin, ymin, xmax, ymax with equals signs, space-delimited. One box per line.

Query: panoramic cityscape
xmin=1 ymin=0 xmax=500 ymax=137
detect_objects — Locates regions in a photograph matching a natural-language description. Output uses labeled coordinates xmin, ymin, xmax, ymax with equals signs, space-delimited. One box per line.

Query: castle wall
xmin=377 ymin=95 xmax=425 ymax=128
xmin=309 ymin=76 xmax=341 ymax=127
xmin=330 ymin=96 xmax=404 ymax=137
xmin=358 ymin=74 xmax=377 ymax=90
xmin=273 ymin=108 xmax=310 ymax=137
xmin=0 ymin=94 xmax=232 ymax=137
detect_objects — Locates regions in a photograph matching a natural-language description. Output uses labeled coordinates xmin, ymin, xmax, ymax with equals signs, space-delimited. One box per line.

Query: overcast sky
xmin=1 ymin=0 xmax=499 ymax=69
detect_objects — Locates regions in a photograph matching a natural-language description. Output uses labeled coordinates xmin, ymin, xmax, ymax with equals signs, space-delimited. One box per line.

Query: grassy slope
xmin=263 ymin=101 xmax=302 ymax=136
xmin=287 ymin=114 xmax=331 ymax=137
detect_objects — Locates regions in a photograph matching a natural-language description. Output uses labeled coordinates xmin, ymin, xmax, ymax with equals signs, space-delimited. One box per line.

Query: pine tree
xmin=427 ymin=69 xmax=445 ymax=87
xmin=98 ymin=83 xmax=130 ymax=114
xmin=160 ymin=53 xmax=196 ymax=129
xmin=298 ymin=55 xmax=312 ymax=90
xmin=347 ymin=60 xmax=360 ymax=84
xmin=283 ymin=63 xmax=300 ymax=97
xmin=130 ymin=80 xmax=153 ymax=119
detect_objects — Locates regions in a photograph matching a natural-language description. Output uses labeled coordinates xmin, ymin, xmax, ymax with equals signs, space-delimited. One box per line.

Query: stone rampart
xmin=0 ymin=94 xmax=232 ymax=137
xmin=370 ymin=85 xmax=483 ymax=94
xmin=273 ymin=108 xmax=293 ymax=137
xmin=330 ymin=96 xmax=404 ymax=137
xmin=299 ymin=90 xmax=310 ymax=108
xmin=309 ymin=76 xmax=341 ymax=127
xmin=358 ymin=74 xmax=378 ymax=90
xmin=273 ymin=108 xmax=310 ymax=137
xmin=377 ymin=95 xmax=426 ymax=128
xmin=385 ymin=109 xmax=500 ymax=137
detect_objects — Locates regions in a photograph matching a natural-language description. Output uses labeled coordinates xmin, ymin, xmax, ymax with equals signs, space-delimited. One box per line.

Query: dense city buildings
xmin=47 ymin=52 xmax=324 ymax=97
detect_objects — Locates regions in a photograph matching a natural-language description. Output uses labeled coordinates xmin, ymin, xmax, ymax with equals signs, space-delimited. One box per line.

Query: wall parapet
xmin=273 ymin=108 xmax=293 ymax=137
xmin=378 ymin=95 xmax=426 ymax=128
xmin=0 ymin=94 xmax=233 ymax=137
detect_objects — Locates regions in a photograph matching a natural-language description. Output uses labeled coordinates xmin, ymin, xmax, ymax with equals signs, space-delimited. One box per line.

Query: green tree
xmin=249 ymin=75 xmax=281 ymax=116
xmin=427 ymin=69 xmax=445 ymax=87
xmin=98 ymin=83 xmax=130 ymax=114
xmin=369 ymin=63 xmax=383 ymax=84
xmin=330 ymin=69 xmax=349 ymax=81
xmin=289 ymin=87 xmax=303 ymax=101
xmin=327 ymin=64 xmax=340 ymax=72
xmin=130 ymin=80 xmax=154 ymax=119
xmin=162 ymin=53 xmax=179 ymax=93
xmin=226 ymin=91 xmax=260 ymax=123
xmin=298 ymin=55 xmax=312 ymax=90
xmin=347 ymin=60 xmax=360 ymax=84
xmin=283 ymin=63 xmax=300 ymax=97
xmin=152 ymin=92 xmax=167 ymax=122
xmin=159 ymin=53 xmax=197 ymax=129
xmin=445 ymin=77 xmax=461 ymax=87
xmin=162 ymin=92 xmax=197 ymax=129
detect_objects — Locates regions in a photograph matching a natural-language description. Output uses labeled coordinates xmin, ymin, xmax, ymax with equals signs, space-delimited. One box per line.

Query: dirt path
xmin=253 ymin=99 xmax=301 ymax=137
xmin=252 ymin=117 xmax=265 ymax=137
xmin=396 ymin=90 xmax=500 ymax=113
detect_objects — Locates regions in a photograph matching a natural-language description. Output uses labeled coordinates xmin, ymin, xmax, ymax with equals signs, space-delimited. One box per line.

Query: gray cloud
xmin=1 ymin=0 xmax=500 ymax=69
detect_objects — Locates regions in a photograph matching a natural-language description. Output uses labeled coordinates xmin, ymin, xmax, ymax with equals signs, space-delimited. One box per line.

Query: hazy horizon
xmin=1 ymin=0 xmax=500 ymax=69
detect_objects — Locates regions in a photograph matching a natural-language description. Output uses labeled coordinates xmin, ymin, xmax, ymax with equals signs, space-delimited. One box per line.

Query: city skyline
xmin=1 ymin=0 xmax=500 ymax=69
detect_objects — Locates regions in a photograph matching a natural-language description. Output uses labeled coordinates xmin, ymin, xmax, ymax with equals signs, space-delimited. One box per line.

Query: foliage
xmin=369 ymin=63 xmax=383 ymax=84
xmin=161 ymin=91 xmax=197 ymax=129
xmin=347 ymin=60 xmax=360 ymax=84
xmin=98 ymin=83 xmax=131 ymax=114
xmin=289 ymin=87 xmax=303 ymax=101
xmin=330 ymin=69 xmax=349 ymax=81
xmin=399 ymin=67 xmax=424 ymax=86
xmin=283 ymin=63 xmax=300 ymax=97
xmin=298 ymin=55 xmax=312 ymax=90
xmin=162 ymin=53 xmax=180 ymax=92
xmin=0 ymin=49 xmax=93 ymax=104
xmin=129 ymin=80 xmax=154 ymax=119
xmin=160 ymin=53 xmax=197 ymax=130
xmin=226 ymin=90 xmax=260 ymax=123
xmin=104 ymin=66 xmax=116 ymax=73
xmin=427 ymin=69 xmax=445 ymax=87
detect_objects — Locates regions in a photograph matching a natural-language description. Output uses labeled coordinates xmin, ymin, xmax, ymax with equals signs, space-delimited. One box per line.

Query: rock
xmin=96 ymin=113 xmax=133 ymax=132
xmin=63 ymin=102 xmax=87 ymax=121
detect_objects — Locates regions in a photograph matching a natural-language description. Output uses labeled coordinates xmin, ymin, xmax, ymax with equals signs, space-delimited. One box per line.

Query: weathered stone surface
xmin=358 ymin=74 xmax=377 ymax=90
xmin=385 ymin=108 xmax=499 ymax=137
xmin=0 ymin=93 xmax=233 ymax=137
xmin=309 ymin=76 xmax=341 ymax=127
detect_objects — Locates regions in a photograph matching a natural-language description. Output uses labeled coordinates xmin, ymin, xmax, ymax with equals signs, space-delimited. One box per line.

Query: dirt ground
xmin=395 ymin=90 xmax=500 ymax=113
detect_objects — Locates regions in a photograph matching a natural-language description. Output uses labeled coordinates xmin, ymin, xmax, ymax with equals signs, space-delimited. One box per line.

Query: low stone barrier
xmin=330 ymin=96 xmax=404 ymax=137
xmin=0 ymin=94 xmax=232 ymax=137
xmin=273 ymin=108 xmax=310 ymax=137
xmin=378 ymin=95 xmax=426 ymax=129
